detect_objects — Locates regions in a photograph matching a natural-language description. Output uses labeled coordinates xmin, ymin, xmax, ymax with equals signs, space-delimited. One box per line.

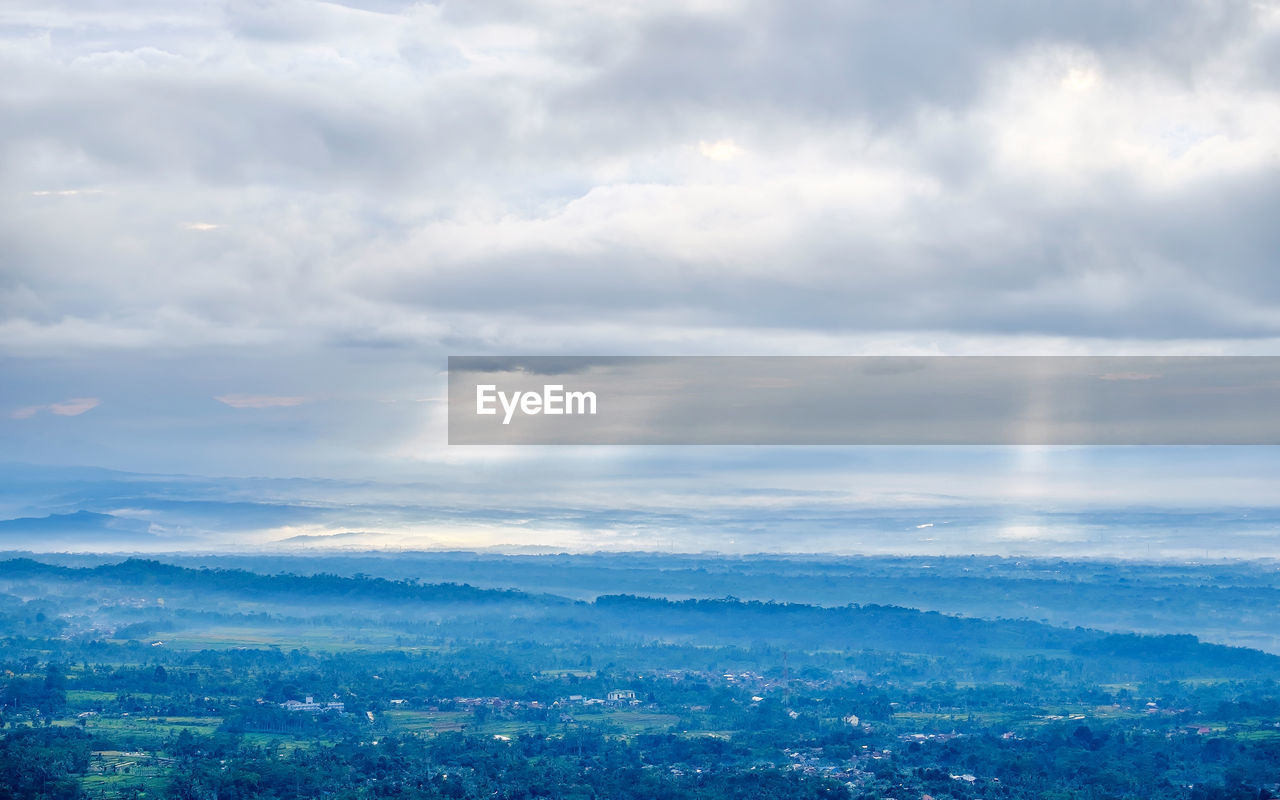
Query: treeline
xmin=163 ymin=731 xmax=851 ymax=800
xmin=0 ymin=727 xmax=91 ymax=800
xmin=6 ymin=558 xmax=1280 ymax=686
xmin=591 ymin=595 xmax=1280 ymax=680
xmin=0 ymin=558 xmax=545 ymax=606
xmin=89 ymin=551 xmax=1280 ymax=650
xmin=9 ymin=722 xmax=1278 ymax=800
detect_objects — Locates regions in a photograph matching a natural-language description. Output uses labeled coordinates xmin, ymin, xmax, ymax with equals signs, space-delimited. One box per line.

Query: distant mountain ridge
xmin=1 ymin=557 xmax=1277 ymax=682
xmin=0 ymin=557 xmax=541 ymax=605
xmin=0 ymin=510 xmax=156 ymax=543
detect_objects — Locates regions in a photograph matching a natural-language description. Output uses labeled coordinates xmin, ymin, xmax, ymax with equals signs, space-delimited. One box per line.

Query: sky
xmin=2 ymin=0 xmax=1280 ymax=555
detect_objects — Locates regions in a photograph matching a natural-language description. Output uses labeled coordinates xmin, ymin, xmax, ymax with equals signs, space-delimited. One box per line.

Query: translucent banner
xmin=448 ymin=356 xmax=1280 ymax=445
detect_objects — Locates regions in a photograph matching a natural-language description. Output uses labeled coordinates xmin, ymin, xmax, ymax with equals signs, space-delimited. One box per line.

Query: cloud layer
xmin=2 ymin=1 xmax=1280 ymax=552
xmin=4 ymin=0 xmax=1279 ymax=358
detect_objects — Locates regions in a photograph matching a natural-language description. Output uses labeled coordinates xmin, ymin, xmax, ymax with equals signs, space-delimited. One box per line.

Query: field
xmin=383 ymin=708 xmax=681 ymax=737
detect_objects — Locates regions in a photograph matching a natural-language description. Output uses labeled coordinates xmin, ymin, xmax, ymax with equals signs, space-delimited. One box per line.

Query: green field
xmin=133 ymin=625 xmax=403 ymax=651
xmin=81 ymin=751 xmax=172 ymax=799
xmin=384 ymin=708 xmax=681 ymax=738
xmin=70 ymin=715 xmax=223 ymax=742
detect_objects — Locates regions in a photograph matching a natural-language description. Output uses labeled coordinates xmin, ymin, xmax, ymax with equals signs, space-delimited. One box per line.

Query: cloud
xmin=10 ymin=398 xmax=100 ymax=418
xmin=1098 ymin=372 xmax=1160 ymax=381
xmin=2 ymin=0 xmax=1280 ymax=534
xmin=698 ymin=139 xmax=744 ymax=161
xmin=215 ymin=394 xmax=308 ymax=409
xmin=1061 ymin=66 xmax=1101 ymax=92
xmin=48 ymin=397 xmax=100 ymax=416
xmin=31 ymin=189 xmax=108 ymax=197
xmin=1 ymin=0 xmax=1276 ymax=363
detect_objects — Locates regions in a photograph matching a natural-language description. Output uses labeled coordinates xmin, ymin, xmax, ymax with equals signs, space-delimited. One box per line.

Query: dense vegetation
xmin=2 ymin=555 xmax=1280 ymax=798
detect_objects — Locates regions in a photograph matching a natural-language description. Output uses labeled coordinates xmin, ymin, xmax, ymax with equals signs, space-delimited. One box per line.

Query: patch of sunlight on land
xmin=66 ymin=689 xmax=129 ymax=704
xmin=137 ymin=625 xmax=402 ymax=651
xmin=538 ymin=668 xmax=596 ymax=678
xmin=893 ymin=703 xmax=1150 ymax=729
xmin=386 ymin=710 xmax=472 ymax=733
xmin=55 ymin=715 xmax=223 ymax=742
xmin=385 ymin=709 xmax=681 ymax=738
xmin=1234 ymin=729 xmax=1280 ymax=743
xmin=240 ymin=732 xmax=337 ymax=751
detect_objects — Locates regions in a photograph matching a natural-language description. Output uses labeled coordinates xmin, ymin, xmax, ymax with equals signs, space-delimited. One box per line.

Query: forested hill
xmin=3 ymin=557 xmax=1280 ymax=683
xmin=590 ymin=594 xmax=1280 ymax=676
xmin=23 ymin=550 xmax=1280 ymax=654
xmin=0 ymin=557 xmax=543 ymax=605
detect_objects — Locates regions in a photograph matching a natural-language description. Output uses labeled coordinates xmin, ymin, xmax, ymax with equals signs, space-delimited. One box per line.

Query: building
xmin=281 ymin=695 xmax=345 ymax=712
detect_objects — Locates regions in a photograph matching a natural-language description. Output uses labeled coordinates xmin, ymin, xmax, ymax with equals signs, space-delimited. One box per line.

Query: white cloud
xmin=215 ymin=394 xmax=308 ymax=409
xmin=48 ymin=397 xmax=100 ymax=416
xmin=2 ymin=0 xmax=1280 ymax=523
xmin=11 ymin=398 xmax=101 ymax=418
xmin=1060 ymin=66 xmax=1101 ymax=92
xmin=31 ymin=188 xmax=108 ymax=196
xmin=698 ymin=139 xmax=744 ymax=161
xmin=2 ymin=1 xmax=1276 ymax=358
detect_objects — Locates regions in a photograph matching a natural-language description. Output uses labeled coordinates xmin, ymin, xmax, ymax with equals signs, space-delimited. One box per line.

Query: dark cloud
xmin=554 ymin=0 xmax=1257 ymax=134
xmin=452 ymin=356 xmax=646 ymax=375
